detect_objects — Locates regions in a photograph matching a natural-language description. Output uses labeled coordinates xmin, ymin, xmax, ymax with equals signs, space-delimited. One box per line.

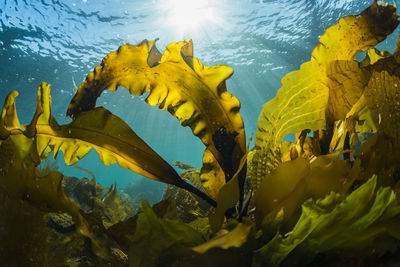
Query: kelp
xmin=251 ymin=1 xmax=399 ymax=190
xmin=2 ymin=1 xmax=400 ymax=266
xmin=362 ymin=70 xmax=400 ymax=146
xmin=0 ymin=119 xmax=112 ymax=262
xmin=249 ymin=1 xmax=400 ymax=264
xmin=254 ymin=153 xmax=355 ymax=229
xmin=35 ymin=82 xmax=182 ymax=186
xmin=27 ymin=82 xmax=216 ymax=206
xmin=66 ymin=38 xmax=246 ymax=199
xmin=209 ymin=150 xmax=249 ymax=231
xmin=0 ymin=180 xmax=52 ymax=266
xmin=253 ymin=176 xmax=400 ymax=267
xmin=199 ymin=148 xmax=226 ymax=200
xmin=127 ymin=200 xmax=204 ymax=267
xmin=0 ymin=81 xmax=217 ymax=261
xmin=360 ymin=47 xmax=392 ymax=67
xmin=193 ymin=219 xmax=253 ymax=254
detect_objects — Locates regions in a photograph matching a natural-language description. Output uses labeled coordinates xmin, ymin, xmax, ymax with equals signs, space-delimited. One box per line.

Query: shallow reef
xmin=1 ymin=1 xmax=400 ymax=266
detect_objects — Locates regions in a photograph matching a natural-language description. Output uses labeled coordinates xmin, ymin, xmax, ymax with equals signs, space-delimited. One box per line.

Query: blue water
xmin=1 ymin=0 xmax=399 ymax=191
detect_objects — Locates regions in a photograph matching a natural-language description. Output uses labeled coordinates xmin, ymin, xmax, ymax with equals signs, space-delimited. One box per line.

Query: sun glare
xmin=162 ymin=0 xmax=218 ymax=34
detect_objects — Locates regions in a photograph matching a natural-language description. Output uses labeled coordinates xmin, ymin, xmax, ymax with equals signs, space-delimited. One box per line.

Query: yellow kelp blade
xmin=254 ymin=153 xmax=353 ymax=229
xmin=199 ymin=148 xmax=226 ymax=200
xmin=363 ymin=71 xmax=400 ymax=147
xmin=0 ymin=91 xmax=16 ymax=141
xmin=252 ymin=61 xmax=329 ymax=190
xmin=192 ymin=220 xmax=253 ymax=254
xmin=66 ymin=39 xmax=245 ymax=182
xmin=360 ymin=48 xmax=392 ymax=67
xmin=312 ymin=0 xmax=398 ymax=63
xmin=35 ymin=82 xmax=184 ymax=186
xmin=0 ymin=91 xmax=40 ymax=166
xmin=34 ymin=83 xmax=217 ymax=207
xmin=255 ymin=61 xmax=328 ymax=149
xmin=251 ymin=2 xmax=398 ymax=190
xmin=312 ymin=1 xmax=398 ymax=120
xmin=209 ymin=151 xmax=248 ymax=232
xmin=0 ymin=90 xmax=21 ymax=128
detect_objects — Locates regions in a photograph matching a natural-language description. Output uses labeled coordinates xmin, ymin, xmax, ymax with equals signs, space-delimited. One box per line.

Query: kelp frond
xmin=250 ymin=0 xmax=399 ymax=190
xmin=66 ymin=39 xmax=246 ymax=198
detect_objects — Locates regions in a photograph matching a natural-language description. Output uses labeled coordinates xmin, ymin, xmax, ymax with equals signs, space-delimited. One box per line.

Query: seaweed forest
xmin=1 ymin=1 xmax=400 ymax=266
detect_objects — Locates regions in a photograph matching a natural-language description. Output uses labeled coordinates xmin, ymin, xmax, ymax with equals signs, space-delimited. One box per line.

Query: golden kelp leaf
xmin=346 ymin=97 xmax=378 ymax=134
xmin=360 ymin=48 xmax=392 ymax=67
xmin=209 ymin=151 xmax=248 ymax=232
xmin=316 ymin=0 xmax=398 ymax=119
xmin=0 ymin=91 xmax=21 ymax=135
xmin=312 ymin=0 xmax=398 ymax=120
xmin=352 ymin=71 xmax=400 ymax=186
xmin=254 ymin=176 xmax=400 ymax=267
xmin=199 ymin=149 xmax=226 ymax=200
xmin=0 ymin=91 xmax=18 ymax=144
xmin=67 ymin=39 xmax=245 ymax=182
xmin=306 ymin=153 xmax=354 ymax=199
xmin=192 ymin=220 xmax=252 ymax=254
xmin=325 ymin=60 xmax=370 ymax=120
xmin=252 ymin=61 xmax=328 ymax=190
xmin=312 ymin=1 xmax=398 ymax=63
xmin=256 ymin=61 xmax=328 ymax=148
xmin=0 ymin=91 xmax=40 ymax=166
xmin=363 ymin=71 xmax=400 ymax=146
xmin=256 ymin=1 xmax=398 ymax=140
xmin=34 ymin=82 xmax=183 ymax=185
xmin=329 ymin=117 xmax=359 ymax=156
xmin=251 ymin=2 xmax=398 ymax=190
xmin=254 ymin=158 xmax=310 ymax=226
xmin=255 ymin=154 xmax=353 ymax=228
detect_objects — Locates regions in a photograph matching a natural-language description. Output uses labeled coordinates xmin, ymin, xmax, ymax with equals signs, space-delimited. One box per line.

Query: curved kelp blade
xmin=251 ymin=2 xmax=399 ymax=190
xmin=66 ymin=39 xmax=246 ymax=184
xmin=32 ymin=83 xmax=215 ymax=208
xmin=35 ymin=82 xmax=180 ymax=185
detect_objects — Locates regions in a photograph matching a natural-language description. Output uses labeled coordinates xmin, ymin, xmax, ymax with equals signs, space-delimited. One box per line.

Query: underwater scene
xmin=1 ymin=0 xmax=400 ymax=266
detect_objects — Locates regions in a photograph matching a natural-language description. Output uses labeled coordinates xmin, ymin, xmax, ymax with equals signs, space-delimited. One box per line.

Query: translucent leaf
xmin=251 ymin=2 xmax=398 ymax=190
xmin=34 ymin=82 xmax=184 ymax=186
